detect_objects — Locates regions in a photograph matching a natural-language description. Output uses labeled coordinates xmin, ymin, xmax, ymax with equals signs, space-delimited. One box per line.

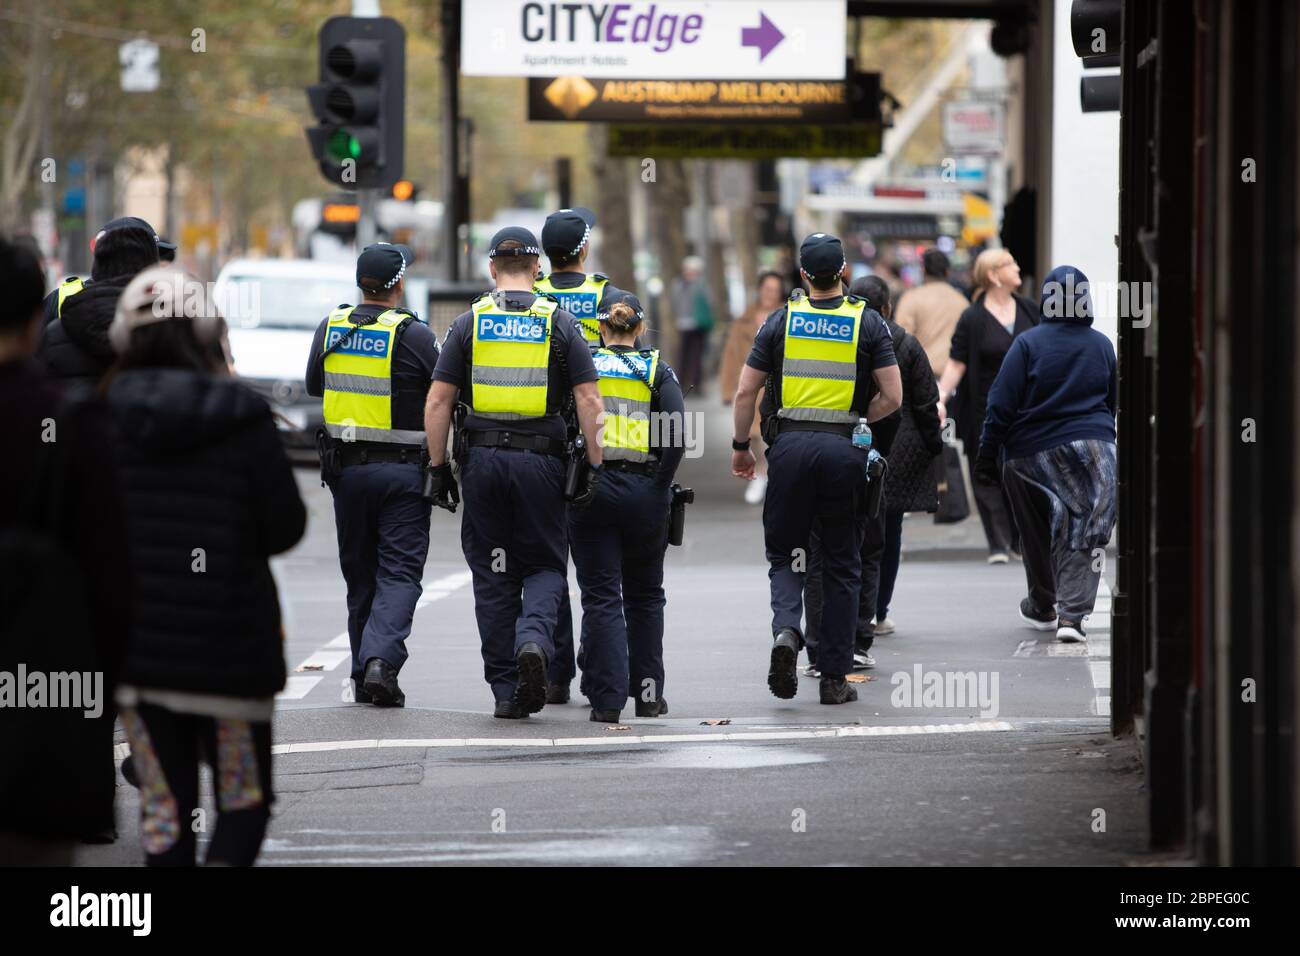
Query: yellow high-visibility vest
xmin=777 ymin=293 xmax=865 ymax=424
xmin=470 ymin=294 xmax=556 ymax=420
xmin=593 ymin=346 xmax=659 ymax=462
xmin=534 ymin=272 xmax=607 ymax=343
xmin=321 ymin=306 xmax=423 ymax=445
xmin=56 ymin=277 xmax=85 ymax=318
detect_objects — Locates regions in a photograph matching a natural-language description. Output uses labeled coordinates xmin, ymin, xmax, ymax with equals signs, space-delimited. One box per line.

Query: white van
xmin=213 ymin=258 xmax=425 ymax=457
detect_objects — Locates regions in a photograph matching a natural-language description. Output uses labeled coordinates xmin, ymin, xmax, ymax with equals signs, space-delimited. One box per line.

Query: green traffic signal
xmin=326 ymin=129 xmax=361 ymax=163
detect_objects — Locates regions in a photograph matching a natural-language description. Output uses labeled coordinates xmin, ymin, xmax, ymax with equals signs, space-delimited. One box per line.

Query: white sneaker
xmin=852 ymin=651 xmax=876 ymax=669
xmin=744 ymin=474 xmax=768 ymax=505
xmin=874 ymin=616 xmax=895 ymax=635
xmin=1056 ymin=621 xmax=1087 ymax=643
xmin=987 ymin=552 xmax=1010 ymax=565
xmin=801 ymin=663 xmax=821 ymax=678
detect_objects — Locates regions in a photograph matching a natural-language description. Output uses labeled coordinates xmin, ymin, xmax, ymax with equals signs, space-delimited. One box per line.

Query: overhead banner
xmin=607 ymin=123 xmax=881 ymax=159
xmin=461 ymin=0 xmax=847 ymax=79
xmin=529 ymin=72 xmax=879 ymax=123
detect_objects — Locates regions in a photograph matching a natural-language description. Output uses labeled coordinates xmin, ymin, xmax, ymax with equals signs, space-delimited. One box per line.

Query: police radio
xmin=668 ymin=484 xmax=694 ymax=546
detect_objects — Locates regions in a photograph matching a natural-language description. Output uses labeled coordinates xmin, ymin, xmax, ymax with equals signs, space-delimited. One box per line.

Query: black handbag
xmin=934 ymin=442 xmax=971 ymax=524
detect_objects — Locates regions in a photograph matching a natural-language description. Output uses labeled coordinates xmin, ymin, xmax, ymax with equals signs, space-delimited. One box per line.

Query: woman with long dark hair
xmin=937 ymin=249 xmax=1038 ymax=563
xmin=721 ymin=270 xmax=785 ymax=503
xmin=105 ymin=266 xmax=306 ymax=866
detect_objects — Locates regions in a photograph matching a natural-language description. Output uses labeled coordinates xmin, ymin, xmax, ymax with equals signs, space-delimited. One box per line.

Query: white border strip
xmin=269 ymin=721 xmax=1017 ymax=755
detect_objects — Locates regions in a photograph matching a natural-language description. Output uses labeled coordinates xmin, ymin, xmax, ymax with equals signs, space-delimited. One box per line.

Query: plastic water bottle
xmin=852 ymin=418 xmax=873 ymax=453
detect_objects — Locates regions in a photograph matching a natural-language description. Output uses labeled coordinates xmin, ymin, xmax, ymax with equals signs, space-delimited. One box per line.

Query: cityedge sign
xmin=461 ymin=0 xmax=847 ymax=80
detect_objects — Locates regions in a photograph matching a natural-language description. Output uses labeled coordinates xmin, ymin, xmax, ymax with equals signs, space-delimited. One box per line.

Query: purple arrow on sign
xmin=741 ymin=12 xmax=785 ymax=61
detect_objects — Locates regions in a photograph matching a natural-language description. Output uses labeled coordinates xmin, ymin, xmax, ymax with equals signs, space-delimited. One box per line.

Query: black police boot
xmin=768 ymin=628 xmax=800 ymax=700
xmin=515 ymin=642 xmax=549 ymax=714
xmin=362 ymin=658 xmax=405 ymax=708
xmin=353 ymin=680 xmax=373 ymax=704
xmin=494 ymin=699 xmax=529 ymax=719
xmin=635 ymin=696 xmax=669 ymax=718
xmin=546 ymin=681 xmax=571 ymax=705
xmin=590 ymin=707 xmax=622 ymax=723
xmin=819 ymin=675 xmax=859 ymax=705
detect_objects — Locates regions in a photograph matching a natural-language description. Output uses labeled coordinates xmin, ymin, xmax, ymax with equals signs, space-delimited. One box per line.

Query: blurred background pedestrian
xmin=893 ymin=248 xmax=969 ymax=379
xmin=938 ymin=248 xmax=1038 ymax=563
xmin=670 ymin=255 xmax=714 ymax=397
xmin=721 ymin=270 xmax=785 ymax=504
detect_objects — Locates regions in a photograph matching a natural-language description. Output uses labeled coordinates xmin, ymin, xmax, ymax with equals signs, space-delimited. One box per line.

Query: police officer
xmin=534 ymin=207 xmax=625 ymax=344
xmin=730 ymin=233 xmax=902 ymax=705
xmin=40 ymin=216 xmax=165 ymax=326
xmin=423 ymin=227 xmax=604 ymax=719
xmin=534 ymin=207 xmax=628 ymax=702
xmin=569 ymin=293 xmax=685 ymax=722
xmin=305 ymin=242 xmax=440 ymax=707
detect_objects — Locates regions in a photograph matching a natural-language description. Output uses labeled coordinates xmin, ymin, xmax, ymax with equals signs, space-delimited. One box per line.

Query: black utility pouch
xmin=316 ymin=428 xmax=342 ymax=487
xmin=668 ymin=483 xmax=695 ymax=546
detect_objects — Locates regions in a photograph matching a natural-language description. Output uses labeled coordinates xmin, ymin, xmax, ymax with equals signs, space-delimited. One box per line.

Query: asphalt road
xmin=80 ymin=400 xmax=1146 ymax=866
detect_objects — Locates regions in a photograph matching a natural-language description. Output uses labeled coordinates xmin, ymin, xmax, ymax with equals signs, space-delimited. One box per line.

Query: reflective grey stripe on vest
xmin=470 ymin=365 xmax=549 ymax=388
xmin=776 ymin=406 xmax=860 ymax=424
xmin=783 ymin=357 xmax=857 ymax=381
xmin=326 ymin=423 xmax=426 ymax=445
xmin=323 ymin=372 xmax=391 ymax=397
xmin=601 ymin=395 xmax=650 ymax=418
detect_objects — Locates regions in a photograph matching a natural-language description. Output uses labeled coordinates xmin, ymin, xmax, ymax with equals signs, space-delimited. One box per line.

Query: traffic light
xmin=1070 ymin=0 xmax=1121 ymax=113
xmin=305 ymin=16 xmax=405 ymax=190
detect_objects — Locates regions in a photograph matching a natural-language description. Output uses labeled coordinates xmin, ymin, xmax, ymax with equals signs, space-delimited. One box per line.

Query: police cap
xmin=356 ymin=242 xmax=413 ymax=290
xmin=488 ymin=226 xmax=542 ymax=259
xmin=799 ymin=232 xmax=846 ymax=284
xmin=541 ymin=207 xmax=595 ymax=259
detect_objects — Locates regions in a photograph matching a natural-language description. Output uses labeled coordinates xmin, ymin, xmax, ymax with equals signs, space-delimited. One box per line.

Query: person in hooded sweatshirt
xmin=976 ymin=265 xmax=1118 ymax=644
xmin=39 ymin=216 xmax=161 ymax=392
xmin=104 ymin=266 xmax=307 ymax=866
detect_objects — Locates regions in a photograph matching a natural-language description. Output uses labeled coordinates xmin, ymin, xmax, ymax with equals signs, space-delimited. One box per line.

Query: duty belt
xmin=339 ymin=444 xmax=423 ymax=467
xmin=466 ymin=429 xmax=567 ymax=458
xmin=603 ymin=459 xmax=659 ymax=478
xmin=775 ymin=419 xmax=855 ymax=438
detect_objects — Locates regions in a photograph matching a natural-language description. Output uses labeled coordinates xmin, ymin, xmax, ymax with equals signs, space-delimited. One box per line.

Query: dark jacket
xmin=978 ymin=265 xmax=1118 ymax=461
xmin=0 ymin=358 xmax=131 ymax=840
xmin=37 ymin=278 xmax=128 ymax=390
xmin=949 ymin=293 xmax=1038 ymax=453
xmin=883 ymin=321 xmax=944 ymax=513
xmin=106 ymin=369 xmax=307 ymax=699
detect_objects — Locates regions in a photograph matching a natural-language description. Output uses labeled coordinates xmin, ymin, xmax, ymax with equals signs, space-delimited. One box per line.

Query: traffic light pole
xmin=441 ymin=0 xmax=461 ymax=282
xmin=356 ymin=187 xmax=379 ymax=249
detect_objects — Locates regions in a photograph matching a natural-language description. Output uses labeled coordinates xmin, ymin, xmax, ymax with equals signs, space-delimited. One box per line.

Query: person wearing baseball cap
xmin=424 ymin=225 xmax=605 ymax=719
xmin=533 ymin=207 xmax=630 ymax=700
xmin=729 ymin=232 xmax=902 ymax=706
xmin=534 ymin=207 xmax=626 ymax=345
xmin=304 ymin=241 xmax=441 ymax=709
xmin=37 ymin=215 xmax=161 ymax=391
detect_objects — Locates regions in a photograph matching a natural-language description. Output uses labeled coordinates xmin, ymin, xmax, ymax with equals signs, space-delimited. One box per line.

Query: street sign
xmin=461 ymin=0 xmax=846 ymax=80
xmin=119 ymin=39 xmax=160 ymax=93
xmin=528 ymin=71 xmax=878 ymax=124
xmin=607 ymin=123 xmax=880 ymax=159
xmin=942 ymin=100 xmax=1005 ymax=155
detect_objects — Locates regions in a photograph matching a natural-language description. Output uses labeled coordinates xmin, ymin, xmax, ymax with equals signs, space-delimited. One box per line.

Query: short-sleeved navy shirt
xmin=748 ymin=293 xmax=897 ymax=419
xmin=434 ymin=290 xmax=598 ymax=443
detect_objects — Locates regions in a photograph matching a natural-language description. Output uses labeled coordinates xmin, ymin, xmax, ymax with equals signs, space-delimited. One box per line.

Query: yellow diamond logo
xmin=544 ymin=76 xmax=598 ymax=120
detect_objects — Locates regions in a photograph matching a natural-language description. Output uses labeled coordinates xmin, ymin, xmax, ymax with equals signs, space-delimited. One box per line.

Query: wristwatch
xmin=732 ymin=438 xmax=752 ymax=451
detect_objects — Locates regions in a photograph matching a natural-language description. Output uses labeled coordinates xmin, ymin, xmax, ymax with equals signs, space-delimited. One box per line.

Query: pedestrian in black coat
xmin=0 ymin=236 xmax=132 ymax=861
xmin=38 ymin=220 xmax=161 ymax=392
xmin=853 ymin=276 xmax=944 ymax=635
xmin=104 ymin=266 xmax=306 ymax=866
